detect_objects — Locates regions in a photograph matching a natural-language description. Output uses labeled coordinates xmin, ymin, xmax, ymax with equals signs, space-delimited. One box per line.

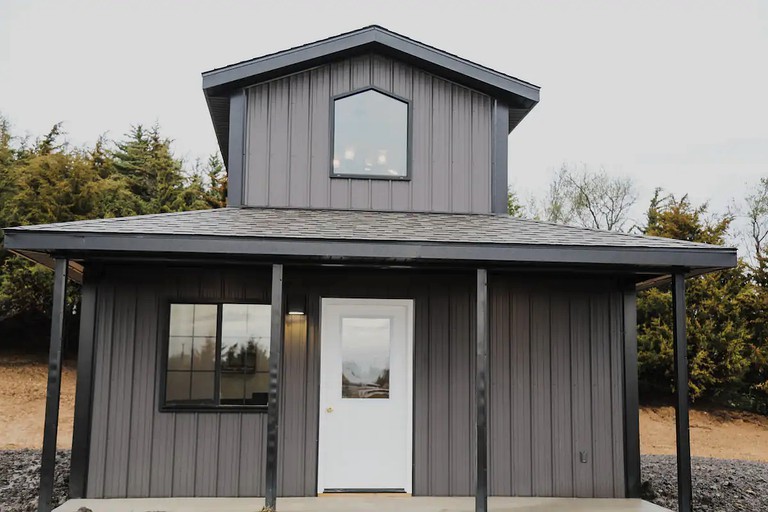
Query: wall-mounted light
xmin=287 ymin=295 xmax=306 ymax=316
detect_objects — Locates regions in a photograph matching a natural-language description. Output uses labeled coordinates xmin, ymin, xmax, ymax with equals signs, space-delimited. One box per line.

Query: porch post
xmin=265 ymin=263 xmax=284 ymax=510
xmin=622 ymin=286 xmax=641 ymax=498
xmin=38 ymin=258 xmax=68 ymax=512
xmin=475 ymin=269 xmax=489 ymax=512
xmin=69 ymin=271 xmax=97 ymax=498
xmin=672 ymin=272 xmax=692 ymax=512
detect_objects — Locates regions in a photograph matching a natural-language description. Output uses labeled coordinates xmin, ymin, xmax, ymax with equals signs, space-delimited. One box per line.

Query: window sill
xmin=159 ymin=405 xmax=268 ymax=414
xmin=330 ymin=173 xmax=411 ymax=181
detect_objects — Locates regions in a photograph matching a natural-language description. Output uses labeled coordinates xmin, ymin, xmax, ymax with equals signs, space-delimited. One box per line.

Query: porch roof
xmin=4 ymin=207 xmax=736 ymax=281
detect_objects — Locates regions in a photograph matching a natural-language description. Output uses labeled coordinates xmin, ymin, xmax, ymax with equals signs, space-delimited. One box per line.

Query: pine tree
xmin=637 ymin=191 xmax=753 ymax=405
xmin=204 ymin=154 xmax=227 ymax=208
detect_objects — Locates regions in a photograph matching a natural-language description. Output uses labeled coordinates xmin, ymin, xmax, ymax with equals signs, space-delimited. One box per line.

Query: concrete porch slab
xmin=53 ymin=496 xmax=671 ymax=512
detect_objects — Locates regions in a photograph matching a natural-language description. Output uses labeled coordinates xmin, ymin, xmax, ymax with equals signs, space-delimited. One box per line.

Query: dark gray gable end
xmin=202 ymin=25 xmax=541 ymax=164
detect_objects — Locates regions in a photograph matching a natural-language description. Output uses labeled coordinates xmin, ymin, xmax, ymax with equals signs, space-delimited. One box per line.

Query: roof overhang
xmin=5 ymin=229 xmax=737 ymax=289
xmin=202 ymin=25 xmax=541 ymax=163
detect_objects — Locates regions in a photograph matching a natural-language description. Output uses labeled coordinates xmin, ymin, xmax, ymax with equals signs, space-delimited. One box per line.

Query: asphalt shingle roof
xmin=8 ymin=207 xmax=728 ymax=251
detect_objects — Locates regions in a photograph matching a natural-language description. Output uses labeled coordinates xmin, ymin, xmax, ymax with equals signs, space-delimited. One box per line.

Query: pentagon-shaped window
xmin=332 ymin=89 xmax=409 ymax=179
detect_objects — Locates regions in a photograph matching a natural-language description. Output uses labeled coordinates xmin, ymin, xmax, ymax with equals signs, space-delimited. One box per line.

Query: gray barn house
xmin=5 ymin=26 xmax=736 ymax=512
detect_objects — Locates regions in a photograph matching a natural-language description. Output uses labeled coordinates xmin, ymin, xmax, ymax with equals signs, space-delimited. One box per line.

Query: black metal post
xmin=672 ymin=273 xmax=692 ymax=512
xmin=69 ymin=272 xmax=97 ymax=498
xmin=622 ymin=287 xmax=641 ymax=498
xmin=39 ymin=258 xmax=67 ymax=512
xmin=475 ymin=269 xmax=489 ymax=512
xmin=265 ymin=264 xmax=284 ymax=510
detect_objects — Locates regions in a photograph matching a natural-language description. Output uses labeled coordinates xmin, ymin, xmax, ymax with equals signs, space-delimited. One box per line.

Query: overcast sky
xmin=1 ymin=1 xmax=767 ymax=242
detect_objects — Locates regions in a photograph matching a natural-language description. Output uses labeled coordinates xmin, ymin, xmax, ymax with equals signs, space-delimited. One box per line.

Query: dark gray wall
xmin=86 ymin=267 xmax=271 ymax=498
xmin=85 ymin=266 xmax=625 ymax=498
xmin=488 ymin=276 xmax=626 ymax=497
xmin=243 ymin=54 xmax=493 ymax=213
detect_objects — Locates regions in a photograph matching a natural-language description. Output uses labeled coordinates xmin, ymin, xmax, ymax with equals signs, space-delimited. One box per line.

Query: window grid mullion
xmin=164 ymin=301 xmax=272 ymax=410
xmin=214 ymin=304 xmax=223 ymax=406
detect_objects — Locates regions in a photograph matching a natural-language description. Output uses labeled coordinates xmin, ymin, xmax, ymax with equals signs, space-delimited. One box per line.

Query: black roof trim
xmin=4 ymin=230 xmax=736 ymax=272
xmin=202 ymin=25 xmax=541 ymax=163
xmin=203 ymin=25 xmax=539 ymax=102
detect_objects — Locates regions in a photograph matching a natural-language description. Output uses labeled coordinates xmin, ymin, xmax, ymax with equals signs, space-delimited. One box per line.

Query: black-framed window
xmin=164 ymin=302 xmax=271 ymax=410
xmin=331 ymin=88 xmax=409 ymax=179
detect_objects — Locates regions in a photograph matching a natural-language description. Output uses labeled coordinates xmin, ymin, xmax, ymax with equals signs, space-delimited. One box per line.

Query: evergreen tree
xmin=0 ymin=119 xmax=223 ymax=352
xmin=637 ymin=191 xmax=753 ymax=405
xmin=507 ymin=187 xmax=524 ymax=217
xmin=203 ymin=154 xmax=227 ymax=208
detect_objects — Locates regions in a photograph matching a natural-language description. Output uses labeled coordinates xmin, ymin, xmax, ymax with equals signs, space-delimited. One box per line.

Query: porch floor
xmin=53 ymin=496 xmax=670 ymax=512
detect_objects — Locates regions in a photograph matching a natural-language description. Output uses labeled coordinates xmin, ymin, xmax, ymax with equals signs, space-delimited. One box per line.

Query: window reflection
xmin=220 ymin=304 xmax=271 ymax=406
xmin=333 ymin=89 xmax=408 ymax=178
xmin=164 ymin=303 xmax=271 ymax=408
xmin=341 ymin=317 xmax=391 ymax=399
xmin=166 ymin=304 xmax=218 ymax=404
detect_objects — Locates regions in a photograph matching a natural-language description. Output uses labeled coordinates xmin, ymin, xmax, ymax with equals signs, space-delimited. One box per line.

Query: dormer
xmin=202 ymin=26 xmax=540 ymax=214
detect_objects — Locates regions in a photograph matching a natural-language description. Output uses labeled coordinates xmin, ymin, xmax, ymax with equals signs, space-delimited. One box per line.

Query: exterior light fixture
xmin=287 ymin=295 xmax=306 ymax=316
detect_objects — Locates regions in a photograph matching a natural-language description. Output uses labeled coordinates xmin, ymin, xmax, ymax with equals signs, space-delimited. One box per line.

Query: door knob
xmin=326 ymin=407 xmax=334 ymax=413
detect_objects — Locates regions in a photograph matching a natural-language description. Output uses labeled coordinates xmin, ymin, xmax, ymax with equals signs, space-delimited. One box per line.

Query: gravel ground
xmin=0 ymin=450 xmax=69 ymax=512
xmin=1 ymin=450 xmax=766 ymax=511
xmin=641 ymin=454 xmax=768 ymax=511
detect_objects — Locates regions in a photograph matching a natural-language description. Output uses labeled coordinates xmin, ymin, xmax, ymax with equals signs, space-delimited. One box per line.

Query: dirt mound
xmin=641 ymin=406 xmax=768 ymax=462
xmin=0 ymin=355 xmax=76 ymax=450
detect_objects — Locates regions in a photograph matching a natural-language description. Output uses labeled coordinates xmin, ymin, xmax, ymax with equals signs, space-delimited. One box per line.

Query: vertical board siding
xmin=510 ymin=288 xmax=532 ymax=496
xmin=550 ymin=294 xmax=574 ymax=496
xmin=89 ymin=268 xmax=624 ymax=499
xmin=426 ymin=283 xmax=452 ymax=494
xmin=488 ymin=282 xmax=511 ymax=494
xmin=267 ymin=80 xmax=290 ymax=207
xmin=590 ymin=294 xmax=614 ymax=498
xmin=488 ymin=277 xmax=626 ymax=498
xmin=288 ymin=73 xmax=311 ymax=208
xmin=530 ymin=292 xmax=553 ymax=496
xmin=126 ymin=285 xmax=157 ymax=497
xmin=88 ymin=267 xmax=271 ymax=499
xmin=246 ymin=85 xmax=270 ymax=207
xmin=278 ymin=315 xmax=309 ymax=496
xmin=571 ymin=297 xmax=593 ymax=497
xmin=610 ymin=292 xmax=626 ymax=497
xmin=470 ymin=93 xmax=492 ymax=212
xmin=102 ymin=285 xmax=136 ymax=497
xmin=86 ymin=283 xmax=114 ymax=497
xmin=308 ymin=66 xmax=331 ymax=208
xmin=244 ymin=54 xmax=494 ymax=213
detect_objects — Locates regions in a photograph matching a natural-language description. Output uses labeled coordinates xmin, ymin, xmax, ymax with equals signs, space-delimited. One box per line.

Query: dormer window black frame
xmin=330 ymin=86 xmax=412 ymax=181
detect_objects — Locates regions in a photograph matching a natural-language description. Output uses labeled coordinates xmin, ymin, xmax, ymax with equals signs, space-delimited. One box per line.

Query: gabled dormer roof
xmin=202 ymin=25 xmax=541 ymax=163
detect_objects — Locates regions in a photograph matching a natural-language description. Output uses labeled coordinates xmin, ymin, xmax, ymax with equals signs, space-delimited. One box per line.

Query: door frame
xmin=316 ymin=297 xmax=414 ymax=494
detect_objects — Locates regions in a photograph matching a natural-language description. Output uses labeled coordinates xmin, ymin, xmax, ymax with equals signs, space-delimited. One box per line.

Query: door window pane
xmin=341 ymin=317 xmax=391 ymax=399
xmin=332 ymin=89 xmax=408 ymax=178
xmin=220 ymin=304 xmax=271 ymax=406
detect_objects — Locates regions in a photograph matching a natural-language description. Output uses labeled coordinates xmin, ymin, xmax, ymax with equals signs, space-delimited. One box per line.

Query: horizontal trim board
xmin=5 ymin=231 xmax=736 ymax=270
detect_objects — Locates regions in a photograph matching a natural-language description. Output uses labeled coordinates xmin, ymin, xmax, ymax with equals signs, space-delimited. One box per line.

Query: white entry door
xmin=318 ymin=298 xmax=413 ymax=493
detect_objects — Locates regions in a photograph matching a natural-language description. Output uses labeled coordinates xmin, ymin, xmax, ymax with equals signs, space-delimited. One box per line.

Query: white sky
xmin=1 ymin=1 xmax=767 ymax=247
